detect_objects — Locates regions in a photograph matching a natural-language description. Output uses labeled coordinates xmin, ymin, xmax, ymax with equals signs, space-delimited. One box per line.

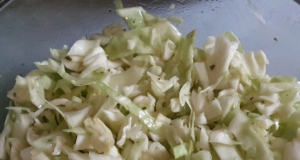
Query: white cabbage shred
xmin=1 ymin=3 xmax=300 ymax=160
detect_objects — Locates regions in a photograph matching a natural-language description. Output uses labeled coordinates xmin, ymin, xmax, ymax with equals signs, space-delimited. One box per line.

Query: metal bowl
xmin=0 ymin=0 xmax=300 ymax=130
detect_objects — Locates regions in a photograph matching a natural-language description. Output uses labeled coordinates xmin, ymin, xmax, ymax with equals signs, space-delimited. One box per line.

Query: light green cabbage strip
xmin=222 ymin=31 xmax=245 ymax=53
xmin=108 ymin=65 xmax=146 ymax=91
xmin=228 ymin=110 xmax=274 ymax=160
xmin=96 ymin=82 xmax=162 ymax=132
xmin=58 ymin=64 xmax=162 ymax=133
xmin=176 ymin=30 xmax=196 ymax=84
xmin=172 ymin=141 xmax=193 ymax=159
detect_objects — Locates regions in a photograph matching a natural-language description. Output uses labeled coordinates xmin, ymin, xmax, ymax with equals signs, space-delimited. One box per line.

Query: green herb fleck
xmin=65 ymin=56 xmax=72 ymax=61
xmin=209 ymin=64 xmax=215 ymax=70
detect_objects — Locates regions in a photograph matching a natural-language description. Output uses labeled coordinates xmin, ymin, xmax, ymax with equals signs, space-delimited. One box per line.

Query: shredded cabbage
xmin=1 ymin=2 xmax=300 ymax=160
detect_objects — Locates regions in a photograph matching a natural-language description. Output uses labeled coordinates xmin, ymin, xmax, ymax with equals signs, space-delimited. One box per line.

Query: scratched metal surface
xmin=0 ymin=0 xmax=300 ymax=129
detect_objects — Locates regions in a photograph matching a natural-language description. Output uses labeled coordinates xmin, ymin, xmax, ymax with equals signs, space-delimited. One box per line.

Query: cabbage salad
xmin=1 ymin=4 xmax=300 ymax=160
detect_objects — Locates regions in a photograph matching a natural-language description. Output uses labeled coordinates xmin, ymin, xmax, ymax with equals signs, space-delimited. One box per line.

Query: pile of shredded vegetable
xmin=1 ymin=3 xmax=300 ymax=160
